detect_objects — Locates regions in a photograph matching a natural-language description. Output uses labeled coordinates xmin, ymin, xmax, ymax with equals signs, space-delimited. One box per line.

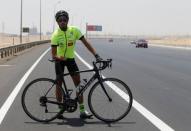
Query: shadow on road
xmin=25 ymin=117 xmax=136 ymax=127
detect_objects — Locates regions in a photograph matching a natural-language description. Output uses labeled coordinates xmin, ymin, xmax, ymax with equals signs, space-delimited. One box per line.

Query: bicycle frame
xmin=58 ymin=66 xmax=100 ymax=99
xmin=43 ymin=67 xmax=105 ymax=108
xmin=57 ymin=62 xmax=111 ymax=102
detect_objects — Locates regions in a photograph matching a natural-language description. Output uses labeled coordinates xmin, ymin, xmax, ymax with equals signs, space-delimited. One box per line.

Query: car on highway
xmin=130 ymin=40 xmax=136 ymax=44
xmin=135 ymin=39 xmax=148 ymax=48
xmin=108 ymin=38 xmax=114 ymax=43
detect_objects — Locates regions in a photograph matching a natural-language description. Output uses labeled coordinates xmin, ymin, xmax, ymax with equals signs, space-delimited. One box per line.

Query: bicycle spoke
xmin=88 ymin=78 xmax=133 ymax=123
xmin=22 ymin=78 xmax=64 ymax=122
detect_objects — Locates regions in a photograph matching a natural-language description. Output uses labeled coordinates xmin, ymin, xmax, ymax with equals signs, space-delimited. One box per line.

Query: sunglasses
xmin=57 ymin=16 xmax=68 ymax=23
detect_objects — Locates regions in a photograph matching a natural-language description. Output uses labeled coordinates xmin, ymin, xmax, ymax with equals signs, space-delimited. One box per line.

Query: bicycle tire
xmin=88 ymin=78 xmax=133 ymax=123
xmin=21 ymin=78 xmax=65 ymax=122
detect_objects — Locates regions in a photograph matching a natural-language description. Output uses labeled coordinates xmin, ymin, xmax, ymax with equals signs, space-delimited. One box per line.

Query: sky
xmin=0 ymin=0 xmax=191 ymax=36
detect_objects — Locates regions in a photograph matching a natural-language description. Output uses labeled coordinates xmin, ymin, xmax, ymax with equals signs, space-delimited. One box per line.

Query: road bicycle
xmin=21 ymin=59 xmax=133 ymax=123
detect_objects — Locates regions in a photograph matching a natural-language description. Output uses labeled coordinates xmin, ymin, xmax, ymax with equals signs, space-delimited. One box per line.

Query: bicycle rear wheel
xmin=21 ymin=78 xmax=64 ymax=122
xmin=88 ymin=78 xmax=133 ymax=123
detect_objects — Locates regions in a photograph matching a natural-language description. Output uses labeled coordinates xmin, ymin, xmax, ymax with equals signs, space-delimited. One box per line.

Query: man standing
xmin=51 ymin=10 xmax=101 ymax=119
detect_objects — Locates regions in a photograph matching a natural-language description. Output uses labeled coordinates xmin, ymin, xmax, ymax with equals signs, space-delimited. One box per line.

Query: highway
xmin=0 ymin=38 xmax=191 ymax=131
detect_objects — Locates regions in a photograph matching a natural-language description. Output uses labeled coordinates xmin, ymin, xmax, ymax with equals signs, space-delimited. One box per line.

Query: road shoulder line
xmin=0 ymin=48 xmax=50 ymax=125
xmin=75 ymin=51 xmax=175 ymax=131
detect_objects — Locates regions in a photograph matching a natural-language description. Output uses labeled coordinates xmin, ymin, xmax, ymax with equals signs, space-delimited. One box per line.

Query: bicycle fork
xmin=97 ymin=76 xmax=112 ymax=102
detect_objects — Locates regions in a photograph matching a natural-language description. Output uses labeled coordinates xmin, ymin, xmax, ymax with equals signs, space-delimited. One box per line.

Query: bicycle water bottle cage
xmin=67 ymin=89 xmax=73 ymax=96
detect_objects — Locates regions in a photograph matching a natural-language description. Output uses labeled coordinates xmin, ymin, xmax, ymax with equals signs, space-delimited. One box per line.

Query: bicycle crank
xmin=65 ymin=99 xmax=77 ymax=113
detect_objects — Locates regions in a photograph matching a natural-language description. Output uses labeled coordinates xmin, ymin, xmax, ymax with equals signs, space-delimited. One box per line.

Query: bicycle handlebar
xmin=93 ymin=59 xmax=112 ymax=71
xmin=48 ymin=58 xmax=112 ymax=71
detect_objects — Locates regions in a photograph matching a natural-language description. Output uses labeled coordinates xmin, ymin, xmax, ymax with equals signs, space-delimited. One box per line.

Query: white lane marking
xmin=106 ymin=81 xmax=130 ymax=102
xmin=0 ymin=47 xmax=50 ymax=125
xmin=150 ymin=44 xmax=191 ymax=50
xmin=75 ymin=52 xmax=175 ymax=131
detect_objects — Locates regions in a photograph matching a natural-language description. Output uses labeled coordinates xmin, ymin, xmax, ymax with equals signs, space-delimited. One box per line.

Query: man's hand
xmin=95 ymin=54 xmax=102 ymax=61
xmin=53 ymin=56 xmax=65 ymax=61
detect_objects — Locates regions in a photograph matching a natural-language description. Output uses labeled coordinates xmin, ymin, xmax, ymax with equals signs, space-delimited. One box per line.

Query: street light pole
xmin=40 ymin=0 xmax=42 ymax=40
xmin=20 ymin=0 xmax=23 ymax=43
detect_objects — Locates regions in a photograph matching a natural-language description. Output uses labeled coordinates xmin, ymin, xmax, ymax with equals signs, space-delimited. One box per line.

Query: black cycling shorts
xmin=55 ymin=58 xmax=79 ymax=79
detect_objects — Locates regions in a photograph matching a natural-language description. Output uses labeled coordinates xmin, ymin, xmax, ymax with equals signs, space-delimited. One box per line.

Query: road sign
xmin=22 ymin=27 xmax=30 ymax=33
xmin=87 ymin=25 xmax=102 ymax=31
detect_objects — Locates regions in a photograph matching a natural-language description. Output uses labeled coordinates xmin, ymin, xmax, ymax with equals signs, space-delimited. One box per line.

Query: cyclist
xmin=51 ymin=10 xmax=102 ymax=119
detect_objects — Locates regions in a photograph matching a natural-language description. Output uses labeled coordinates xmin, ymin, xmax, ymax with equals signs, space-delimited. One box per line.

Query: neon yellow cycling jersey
xmin=51 ymin=26 xmax=83 ymax=58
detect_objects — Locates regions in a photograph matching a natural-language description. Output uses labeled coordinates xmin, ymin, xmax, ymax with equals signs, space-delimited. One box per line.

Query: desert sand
xmin=148 ymin=37 xmax=191 ymax=47
xmin=0 ymin=35 xmax=50 ymax=48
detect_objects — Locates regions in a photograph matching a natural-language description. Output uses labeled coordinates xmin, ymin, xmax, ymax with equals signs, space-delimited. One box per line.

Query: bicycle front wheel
xmin=21 ymin=78 xmax=64 ymax=122
xmin=88 ymin=78 xmax=133 ymax=123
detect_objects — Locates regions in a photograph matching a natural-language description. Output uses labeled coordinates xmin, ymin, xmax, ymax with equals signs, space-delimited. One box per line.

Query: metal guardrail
xmin=0 ymin=40 xmax=50 ymax=59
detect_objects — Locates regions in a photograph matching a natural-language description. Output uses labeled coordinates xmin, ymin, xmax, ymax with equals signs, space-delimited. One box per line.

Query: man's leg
xmin=56 ymin=80 xmax=63 ymax=102
xmin=55 ymin=78 xmax=65 ymax=119
xmin=71 ymin=74 xmax=93 ymax=119
xmin=67 ymin=59 xmax=92 ymax=119
xmin=55 ymin=61 xmax=64 ymax=103
xmin=71 ymin=74 xmax=82 ymax=102
xmin=55 ymin=62 xmax=65 ymax=119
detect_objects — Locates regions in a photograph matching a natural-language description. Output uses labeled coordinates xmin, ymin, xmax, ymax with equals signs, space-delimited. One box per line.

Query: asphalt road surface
xmin=0 ymin=38 xmax=191 ymax=131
